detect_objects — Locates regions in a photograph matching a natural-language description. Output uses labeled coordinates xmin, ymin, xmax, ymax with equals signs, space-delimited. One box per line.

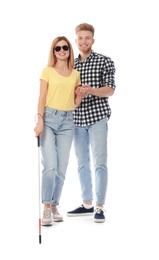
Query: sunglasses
xmin=54 ymin=45 xmax=69 ymax=52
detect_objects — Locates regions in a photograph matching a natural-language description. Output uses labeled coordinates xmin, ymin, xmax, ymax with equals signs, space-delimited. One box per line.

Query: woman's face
xmin=54 ymin=40 xmax=70 ymax=61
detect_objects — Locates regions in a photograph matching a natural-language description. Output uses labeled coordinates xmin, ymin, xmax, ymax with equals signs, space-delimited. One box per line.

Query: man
xmin=67 ymin=23 xmax=116 ymax=223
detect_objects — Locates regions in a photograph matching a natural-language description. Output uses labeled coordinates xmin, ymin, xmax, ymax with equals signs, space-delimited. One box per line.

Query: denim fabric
xmin=73 ymin=117 xmax=108 ymax=205
xmin=40 ymin=107 xmax=74 ymax=205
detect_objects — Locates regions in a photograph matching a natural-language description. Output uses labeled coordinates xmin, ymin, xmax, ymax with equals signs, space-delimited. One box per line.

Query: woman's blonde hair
xmin=47 ymin=36 xmax=74 ymax=69
xmin=75 ymin=23 xmax=95 ymax=37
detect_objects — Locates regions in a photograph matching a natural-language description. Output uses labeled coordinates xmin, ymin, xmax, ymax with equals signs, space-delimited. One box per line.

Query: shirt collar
xmin=77 ymin=50 xmax=95 ymax=62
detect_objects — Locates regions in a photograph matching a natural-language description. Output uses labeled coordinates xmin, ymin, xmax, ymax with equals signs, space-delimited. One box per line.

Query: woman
xmin=34 ymin=36 xmax=85 ymax=226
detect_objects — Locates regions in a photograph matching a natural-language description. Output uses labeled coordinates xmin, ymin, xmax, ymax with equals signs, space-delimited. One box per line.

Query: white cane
xmin=37 ymin=136 xmax=42 ymax=244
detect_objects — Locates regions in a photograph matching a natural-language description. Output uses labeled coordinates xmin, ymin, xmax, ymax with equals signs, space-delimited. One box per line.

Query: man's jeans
xmin=40 ymin=106 xmax=74 ymax=205
xmin=73 ymin=117 xmax=108 ymax=205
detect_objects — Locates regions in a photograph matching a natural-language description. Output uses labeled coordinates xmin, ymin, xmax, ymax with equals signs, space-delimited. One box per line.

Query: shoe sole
xmin=42 ymin=222 xmax=53 ymax=226
xmin=94 ymin=219 xmax=105 ymax=223
xmin=67 ymin=213 xmax=94 ymax=217
xmin=42 ymin=219 xmax=53 ymax=226
xmin=53 ymin=218 xmax=63 ymax=222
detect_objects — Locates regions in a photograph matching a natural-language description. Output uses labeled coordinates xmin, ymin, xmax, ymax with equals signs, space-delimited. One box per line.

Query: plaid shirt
xmin=73 ymin=51 xmax=116 ymax=126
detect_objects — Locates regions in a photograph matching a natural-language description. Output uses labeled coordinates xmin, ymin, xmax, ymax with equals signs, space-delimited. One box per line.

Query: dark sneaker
xmin=94 ymin=207 xmax=105 ymax=223
xmin=67 ymin=204 xmax=94 ymax=216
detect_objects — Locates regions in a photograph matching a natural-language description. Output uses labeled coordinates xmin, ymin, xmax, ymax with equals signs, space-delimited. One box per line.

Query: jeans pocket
xmin=44 ymin=111 xmax=53 ymax=119
xmin=67 ymin=113 xmax=73 ymax=121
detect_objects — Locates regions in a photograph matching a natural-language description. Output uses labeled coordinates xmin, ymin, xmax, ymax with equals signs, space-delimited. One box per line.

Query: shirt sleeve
xmin=40 ymin=67 xmax=49 ymax=83
xmin=77 ymin=71 xmax=81 ymax=86
xmin=102 ymin=57 xmax=116 ymax=89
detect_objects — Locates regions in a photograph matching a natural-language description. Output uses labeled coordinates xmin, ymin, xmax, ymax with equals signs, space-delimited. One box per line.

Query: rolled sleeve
xmin=102 ymin=58 xmax=116 ymax=89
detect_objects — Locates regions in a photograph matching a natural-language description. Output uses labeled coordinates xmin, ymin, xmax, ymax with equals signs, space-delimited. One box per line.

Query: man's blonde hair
xmin=75 ymin=23 xmax=95 ymax=37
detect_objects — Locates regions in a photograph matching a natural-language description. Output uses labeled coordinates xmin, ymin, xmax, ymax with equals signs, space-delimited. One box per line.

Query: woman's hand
xmin=34 ymin=122 xmax=44 ymax=137
xmin=75 ymin=85 xmax=90 ymax=97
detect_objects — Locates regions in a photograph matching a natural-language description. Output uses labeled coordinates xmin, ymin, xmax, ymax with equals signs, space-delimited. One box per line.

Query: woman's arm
xmin=34 ymin=80 xmax=48 ymax=137
xmin=74 ymin=86 xmax=89 ymax=108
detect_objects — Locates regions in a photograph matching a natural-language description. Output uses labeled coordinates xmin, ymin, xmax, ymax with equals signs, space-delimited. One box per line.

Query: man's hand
xmin=75 ymin=85 xmax=90 ymax=97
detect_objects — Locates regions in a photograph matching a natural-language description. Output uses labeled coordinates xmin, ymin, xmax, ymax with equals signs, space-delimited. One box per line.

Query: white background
xmin=0 ymin=0 xmax=159 ymax=259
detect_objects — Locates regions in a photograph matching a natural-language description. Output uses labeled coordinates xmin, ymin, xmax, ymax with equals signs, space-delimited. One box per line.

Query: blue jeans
xmin=73 ymin=117 xmax=108 ymax=205
xmin=40 ymin=107 xmax=74 ymax=206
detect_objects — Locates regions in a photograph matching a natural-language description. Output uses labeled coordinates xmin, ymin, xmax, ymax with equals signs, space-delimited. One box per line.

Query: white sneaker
xmin=42 ymin=207 xmax=53 ymax=226
xmin=51 ymin=206 xmax=63 ymax=222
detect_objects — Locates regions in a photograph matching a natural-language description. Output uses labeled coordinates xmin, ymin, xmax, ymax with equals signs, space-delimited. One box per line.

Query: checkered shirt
xmin=73 ymin=51 xmax=116 ymax=126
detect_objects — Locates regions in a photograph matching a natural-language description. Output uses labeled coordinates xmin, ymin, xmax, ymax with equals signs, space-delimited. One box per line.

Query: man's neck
xmin=80 ymin=50 xmax=92 ymax=61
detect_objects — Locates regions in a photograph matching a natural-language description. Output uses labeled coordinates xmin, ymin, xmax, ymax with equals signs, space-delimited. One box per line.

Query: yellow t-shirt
xmin=40 ymin=67 xmax=81 ymax=110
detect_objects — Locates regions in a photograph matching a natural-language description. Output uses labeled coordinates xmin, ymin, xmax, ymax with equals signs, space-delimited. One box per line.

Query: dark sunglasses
xmin=54 ymin=45 xmax=69 ymax=52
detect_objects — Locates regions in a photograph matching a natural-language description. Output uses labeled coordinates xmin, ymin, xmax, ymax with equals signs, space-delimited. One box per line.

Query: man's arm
xmin=81 ymin=85 xmax=115 ymax=97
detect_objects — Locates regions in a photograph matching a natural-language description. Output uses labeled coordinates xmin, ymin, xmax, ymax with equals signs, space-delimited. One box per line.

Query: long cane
xmin=37 ymin=136 xmax=42 ymax=244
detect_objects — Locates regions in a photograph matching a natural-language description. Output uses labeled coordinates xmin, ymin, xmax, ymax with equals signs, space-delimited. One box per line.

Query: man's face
xmin=75 ymin=30 xmax=94 ymax=53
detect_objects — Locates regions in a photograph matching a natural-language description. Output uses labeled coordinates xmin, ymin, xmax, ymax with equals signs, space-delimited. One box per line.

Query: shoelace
xmin=43 ymin=207 xmax=51 ymax=218
xmin=95 ymin=207 xmax=106 ymax=214
xmin=52 ymin=206 xmax=60 ymax=215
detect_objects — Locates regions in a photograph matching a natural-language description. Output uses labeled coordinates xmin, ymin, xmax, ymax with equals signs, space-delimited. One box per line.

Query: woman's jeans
xmin=40 ymin=107 xmax=74 ymax=206
xmin=73 ymin=117 xmax=108 ymax=205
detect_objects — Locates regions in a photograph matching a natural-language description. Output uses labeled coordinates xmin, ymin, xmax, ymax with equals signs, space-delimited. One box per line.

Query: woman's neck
xmin=54 ymin=61 xmax=69 ymax=70
xmin=53 ymin=61 xmax=72 ymax=76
